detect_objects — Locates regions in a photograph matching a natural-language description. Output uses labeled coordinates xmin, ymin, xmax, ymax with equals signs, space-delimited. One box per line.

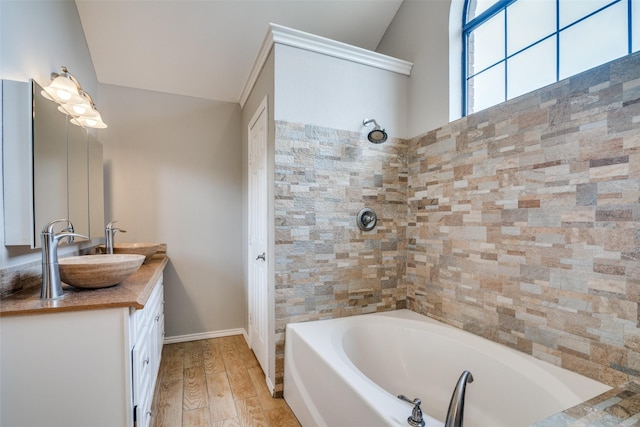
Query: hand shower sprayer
xmin=363 ymin=118 xmax=388 ymax=144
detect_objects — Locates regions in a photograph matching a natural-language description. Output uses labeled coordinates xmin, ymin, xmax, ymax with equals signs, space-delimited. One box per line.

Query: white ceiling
xmin=75 ymin=0 xmax=404 ymax=104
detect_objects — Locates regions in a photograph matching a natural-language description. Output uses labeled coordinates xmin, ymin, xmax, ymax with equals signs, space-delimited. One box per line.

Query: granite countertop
xmin=0 ymin=255 xmax=168 ymax=316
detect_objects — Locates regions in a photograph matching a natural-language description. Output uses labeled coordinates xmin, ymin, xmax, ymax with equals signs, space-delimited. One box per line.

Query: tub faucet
xmin=397 ymin=395 xmax=425 ymax=427
xmin=444 ymin=370 xmax=474 ymax=427
xmin=41 ymin=219 xmax=88 ymax=300
xmin=105 ymin=221 xmax=126 ymax=254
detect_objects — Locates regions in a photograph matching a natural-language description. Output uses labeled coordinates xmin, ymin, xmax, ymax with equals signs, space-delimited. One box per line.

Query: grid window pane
xmin=468 ymin=63 xmax=505 ymax=113
xmin=559 ymin=0 xmax=617 ymax=28
xmin=469 ymin=10 xmax=505 ymax=74
xmin=559 ymin=1 xmax=628 ymax=79
xmin=507 ymin=0 xmax=556 ymax=55
xmin=507 ymin=37 xmax=556 ymax=100
xmin=468 ymin=0 xmax=501 ymax=21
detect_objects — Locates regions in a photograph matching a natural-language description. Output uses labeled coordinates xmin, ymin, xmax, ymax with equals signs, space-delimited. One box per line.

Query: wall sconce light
xmin=41 ymin=66 xmax=107 ymax=129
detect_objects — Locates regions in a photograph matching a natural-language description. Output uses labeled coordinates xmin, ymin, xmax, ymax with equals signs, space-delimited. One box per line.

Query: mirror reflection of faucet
xmin=105 ymin=220 xmax=127 ymax=254
xmin=40 ymin=219 xmax=88 ymax=300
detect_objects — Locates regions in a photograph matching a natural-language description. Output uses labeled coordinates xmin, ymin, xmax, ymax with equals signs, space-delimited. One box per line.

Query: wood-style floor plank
xmin=153 ymin=379 xmax=183 ymax=427
xmin=151 ymin=335 xmax=300 ymax=427
xmin=183 ymin=340 xmax=204 ymax=369
xmin=203 ymin=338 xmax=225 ymax=375
xmin=183 ymin=407 xmax=211 ymax=427
xmin=247 ymin=366 xmax=283 ymax=412
xmin=183 ymin=366 xmax=208 ymax=410
xmin=159 ymin=343 xmax=185 ymax=383
xmin=207 ymin=371 xmax=238 ymax=422
xmin=235 ymin=397 xmax=269 ymax=427
xmin=213 ymin=418 xmax=242 ymax=427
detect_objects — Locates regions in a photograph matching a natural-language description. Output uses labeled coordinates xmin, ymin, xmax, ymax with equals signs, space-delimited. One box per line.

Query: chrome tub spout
xmin=445 ymin=370 xmax=474 ymax=427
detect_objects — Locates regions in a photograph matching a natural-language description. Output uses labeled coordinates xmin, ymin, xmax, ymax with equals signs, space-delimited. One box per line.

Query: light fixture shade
xmin=41 ymin=74 xmax=84 ymax=104
xmin=42 ymin=66 xmax=107 ymax=129
xmin=58 ymin=95 xmax=95 ymax=117
xmin=70 ymin=111 xmax=107 ymax=129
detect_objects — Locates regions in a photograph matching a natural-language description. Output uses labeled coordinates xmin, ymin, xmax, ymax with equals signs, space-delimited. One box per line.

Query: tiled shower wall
xmin=407 ymin=52 xmax=640 ymax=387
xmin=273 ymin=122 xmax=408 ymax=393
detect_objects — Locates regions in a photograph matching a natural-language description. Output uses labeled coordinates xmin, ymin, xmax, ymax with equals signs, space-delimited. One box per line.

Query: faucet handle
xmin=42 ymin=219 xmax=71 ymax=234
xmin=106 ymin=220 xmax=126 ymax=233
xmin=398 ymin=395 xmax=425 ymax=427
xmin=55 ymin=232 xmax=89 ymax=243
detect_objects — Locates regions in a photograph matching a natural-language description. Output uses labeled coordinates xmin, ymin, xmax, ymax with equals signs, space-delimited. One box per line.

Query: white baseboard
xmin=164 ymin=328 xmax=248 ymax=344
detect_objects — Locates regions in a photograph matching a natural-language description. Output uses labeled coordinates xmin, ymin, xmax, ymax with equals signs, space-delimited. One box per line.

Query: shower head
xmin=363 ymin=118 xmax=388 ymax=144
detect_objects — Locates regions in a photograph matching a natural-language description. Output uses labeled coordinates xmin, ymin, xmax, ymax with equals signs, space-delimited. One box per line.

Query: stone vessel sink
xmin=112 ymin=243 xmax=160 ymax=263
xmin=59 ymin=254 xmax=145 ymax=289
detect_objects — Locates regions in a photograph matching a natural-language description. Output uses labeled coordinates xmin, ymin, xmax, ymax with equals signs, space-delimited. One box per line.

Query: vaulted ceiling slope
xmin=75 ymin=0 xmax=403 ymax=104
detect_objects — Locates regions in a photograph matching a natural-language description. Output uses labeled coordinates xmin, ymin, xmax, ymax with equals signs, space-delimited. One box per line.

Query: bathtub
xmin=284 ymin=309 xmax=611 ymax=427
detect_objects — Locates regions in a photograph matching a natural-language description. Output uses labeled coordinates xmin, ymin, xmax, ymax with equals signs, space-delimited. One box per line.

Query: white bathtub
xmin=284 ymin=309 xmax=611 ymax=427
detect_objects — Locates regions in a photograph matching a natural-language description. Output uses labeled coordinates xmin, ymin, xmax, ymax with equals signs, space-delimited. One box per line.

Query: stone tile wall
xmin=273 ymin=122 xmax=408 ymax=393
xmin=407 ymin=52 xmax=640 ymax=387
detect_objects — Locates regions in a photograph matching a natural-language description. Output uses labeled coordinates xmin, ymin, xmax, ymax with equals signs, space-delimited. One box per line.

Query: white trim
xmin=239 ymin=27 xmax=275 ymax=108
xmin=163 ymin=328 xmax=247 ymax=344
xmin=248 ymin=95 xmax=268 ymax=130
xmin=239 ymin=23 xmax=413 ymax=107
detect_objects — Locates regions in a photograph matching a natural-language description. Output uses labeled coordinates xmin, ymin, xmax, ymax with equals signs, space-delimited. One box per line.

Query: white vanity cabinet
xmin=0 ymin=274 xmax=164 ymax=427
xmin=130 ymin=278 xmax=164 ymax=427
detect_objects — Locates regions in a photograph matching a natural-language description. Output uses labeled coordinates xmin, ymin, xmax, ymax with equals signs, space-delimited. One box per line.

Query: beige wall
xmin=377 ymin=0 xmax=453 ymax=138
xmin=99 ymin=83 xmax=244 ymax=338
xmin=274 ymin=44 xmax=410 ymax=138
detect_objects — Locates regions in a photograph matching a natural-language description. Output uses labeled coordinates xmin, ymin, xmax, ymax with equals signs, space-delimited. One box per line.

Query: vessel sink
xmin=112 ymin=243 xmax=160 ymax=263
xmin=58 ymin=254 xmax=145 ymax=289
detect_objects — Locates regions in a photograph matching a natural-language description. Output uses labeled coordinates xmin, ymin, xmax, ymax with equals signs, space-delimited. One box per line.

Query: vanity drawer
xmin=130 ymin=276 xmax=163 ymax=346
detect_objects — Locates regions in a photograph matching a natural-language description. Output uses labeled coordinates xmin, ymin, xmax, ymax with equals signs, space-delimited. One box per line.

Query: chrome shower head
xmin=363 ymin=118 xmax=388 ymax=144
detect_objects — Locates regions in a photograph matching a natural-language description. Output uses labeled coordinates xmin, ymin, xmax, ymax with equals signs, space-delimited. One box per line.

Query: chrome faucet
xmin=444 ymin=370 xmax=474 ymax=427
xmin=398 ymin=395 xmax=425 ymax=427
xmin=41 ymin=219 xmax=88 ymax=299
xmin=105 ymin=221 xmax=126 ymax=254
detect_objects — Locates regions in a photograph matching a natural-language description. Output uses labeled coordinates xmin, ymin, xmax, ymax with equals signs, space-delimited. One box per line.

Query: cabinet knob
xmin=143 ymin=357 xmax=150 ymax=366
xmin=155 ymin=315 xmax=160 ymax=322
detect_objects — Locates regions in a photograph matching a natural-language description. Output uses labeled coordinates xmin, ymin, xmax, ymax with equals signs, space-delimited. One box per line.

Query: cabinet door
xmin=67 ymin=123 xmax=89 ymax=238
xmin=2 ymin=80 xmax=33 ymax=245
xmin=132 ymin=334 xmax=152 ymax=426
xmin=33 ymin=83 xmax=68 ymax=247
xmin=88 ymin=135 xmax=105 ymax=239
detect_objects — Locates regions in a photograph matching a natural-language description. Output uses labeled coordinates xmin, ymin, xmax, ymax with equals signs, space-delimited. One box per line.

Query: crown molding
xmin=239 ymin=23 xmax=413 ymax=107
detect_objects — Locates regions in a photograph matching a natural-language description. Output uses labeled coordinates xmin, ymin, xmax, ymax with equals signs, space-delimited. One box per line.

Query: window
xmin=463 ymin=0 xmax=638 ymax=115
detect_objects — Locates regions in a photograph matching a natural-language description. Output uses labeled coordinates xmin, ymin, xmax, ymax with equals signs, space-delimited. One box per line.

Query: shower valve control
xmin=397 ymin=395 xmax=425 ymax=427
xmin=357 ymin=207 xmax=377 ymax=231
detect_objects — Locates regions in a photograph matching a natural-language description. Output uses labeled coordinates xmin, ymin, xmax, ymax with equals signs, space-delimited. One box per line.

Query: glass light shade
xmin=58 ymin=97 xmax=96 ymax=117
xmin=70 ymin=111 xmax=107 ymax=129
xmin=41 ymin=74 xmax=84 ymax=104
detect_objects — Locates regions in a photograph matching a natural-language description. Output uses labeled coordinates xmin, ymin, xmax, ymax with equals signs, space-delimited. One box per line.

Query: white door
xmin=248 ymin=97 xmax=269 ymax=376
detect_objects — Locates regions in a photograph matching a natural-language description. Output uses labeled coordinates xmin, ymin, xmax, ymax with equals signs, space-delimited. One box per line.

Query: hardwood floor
xmin=151 ymin=335 xmax=301 ymax=427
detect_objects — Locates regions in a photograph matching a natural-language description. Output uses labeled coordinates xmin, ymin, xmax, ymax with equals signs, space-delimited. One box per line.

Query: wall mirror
xmin=2 ymin=79 xmax=104 ymax=248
